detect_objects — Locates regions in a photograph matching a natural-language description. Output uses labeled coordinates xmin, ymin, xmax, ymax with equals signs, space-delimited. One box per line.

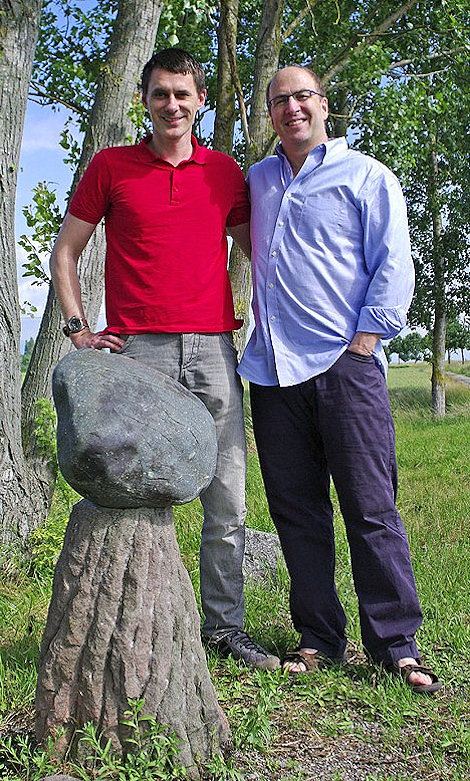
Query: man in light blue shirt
xmin=239 ymin=65 xmax=441 ymax=693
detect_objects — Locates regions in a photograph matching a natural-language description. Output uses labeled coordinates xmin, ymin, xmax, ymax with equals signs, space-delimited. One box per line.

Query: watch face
xmin=69 ymin=316 xmax=83 ymax=333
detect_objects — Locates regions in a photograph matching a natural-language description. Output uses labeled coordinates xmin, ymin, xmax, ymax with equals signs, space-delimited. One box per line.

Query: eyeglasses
xmin=267 ymin=89 xmax=326 ymax=110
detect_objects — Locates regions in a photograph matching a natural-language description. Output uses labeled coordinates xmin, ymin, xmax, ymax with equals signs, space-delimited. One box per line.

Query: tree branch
xmin=320 ymin=0 xmax=419 ymax=85
xmin=283 ymin=0 xmax=321 ymax=41
xmin=29 ymin=82 xmax=86 ymax=115
xmin=389 ymin=47 xmax=468 ymax=72
xmin=223 ymin=11 xmax=251 ymax=146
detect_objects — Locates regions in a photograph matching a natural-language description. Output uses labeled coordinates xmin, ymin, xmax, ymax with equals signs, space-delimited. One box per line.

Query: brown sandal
xmin=282 ymin=649 xmax=343 ymax=674
xmin=387 ymin=661 xmax=442 ymax=694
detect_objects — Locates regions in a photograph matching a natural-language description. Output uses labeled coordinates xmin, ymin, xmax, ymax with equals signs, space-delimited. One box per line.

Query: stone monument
xmin=35 ymin=349 xmax=230 ymax=779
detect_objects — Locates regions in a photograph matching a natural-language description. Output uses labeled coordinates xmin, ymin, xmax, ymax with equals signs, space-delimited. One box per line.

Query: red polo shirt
xmin=68 ymin=136 xmax=250 ymax=333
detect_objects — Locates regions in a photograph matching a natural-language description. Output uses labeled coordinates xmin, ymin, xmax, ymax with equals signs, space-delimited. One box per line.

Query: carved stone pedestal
xmin=35 ymin=350 xmax=229 ymax=778
xmin=36 ymin=501 xmax=229 ymax=776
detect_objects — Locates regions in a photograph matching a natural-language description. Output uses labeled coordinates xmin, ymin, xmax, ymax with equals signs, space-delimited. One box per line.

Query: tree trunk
xmin=331 ymin=86 xmax=349 ymax=138
xmin=213 ymin=0 xmax=239 ymax=154
xmin=428 ymin=134 xmax=446 ymax=417
xmin=432 ymin=315 xmax=446 ymax=416
xmin=0 ymin=0 xmax=48 ymax=545
xmin=35 ymin=500 xmax=230 ymax=778
xmin=21 ymin=0 xmax=164 ymax=463
xmin=229 ymin=0 xmax=285 ymax=352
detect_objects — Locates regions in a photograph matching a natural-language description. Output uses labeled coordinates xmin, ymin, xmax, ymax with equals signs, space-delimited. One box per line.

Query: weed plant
xmin=0 ymin=363 xmax=469 ymax=779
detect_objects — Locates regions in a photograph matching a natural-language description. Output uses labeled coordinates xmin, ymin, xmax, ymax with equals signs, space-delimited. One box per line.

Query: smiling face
xmin=142 ymin=67 xmax=206 ymax=151
xmin=268 ymin=67 xmax=328 ymax=166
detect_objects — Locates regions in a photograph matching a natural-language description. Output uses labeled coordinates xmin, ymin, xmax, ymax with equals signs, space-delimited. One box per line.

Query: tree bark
xmin=35 ymin=500 xmax=230 ymax=778
xmin=0 ymin=0 xmax=48 ymax=545
xmin=213 ymin=0 xmax=239 ymax=154
xmin=331 ymin=86 xmax=349 ymax=138
xmin=428 ymin=134 xmax=446 ymax=417
xmin=229 ymin=0 xmax=285 ymax=352
xmin=21 ymin=0 xmax=164 ymax=462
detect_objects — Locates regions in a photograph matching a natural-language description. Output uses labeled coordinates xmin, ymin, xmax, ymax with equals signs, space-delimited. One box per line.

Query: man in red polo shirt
xmin=50 ymin=49 xmax=279 ymax=671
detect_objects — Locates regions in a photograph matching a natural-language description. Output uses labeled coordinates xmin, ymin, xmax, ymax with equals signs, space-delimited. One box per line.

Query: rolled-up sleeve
xmin=357 ymin=169 xmax=414 ymax=339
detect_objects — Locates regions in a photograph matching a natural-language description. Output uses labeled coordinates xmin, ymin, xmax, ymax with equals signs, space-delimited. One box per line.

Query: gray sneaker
xmin=204 ymin=629 xmax=280 ymax=670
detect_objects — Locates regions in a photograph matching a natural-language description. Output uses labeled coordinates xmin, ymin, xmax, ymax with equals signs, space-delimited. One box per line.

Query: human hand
xmin=70 ymin=329 xmax=125 ymax=352
xmin=347 ymin=331 xmax=380 ymax=356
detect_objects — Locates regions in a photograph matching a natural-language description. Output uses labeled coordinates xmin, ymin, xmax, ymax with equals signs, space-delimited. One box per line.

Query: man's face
xmin=268 ymin=67 xmax=328 ymax=153
xmin=142 ymin=68 xmax=206 ymax=145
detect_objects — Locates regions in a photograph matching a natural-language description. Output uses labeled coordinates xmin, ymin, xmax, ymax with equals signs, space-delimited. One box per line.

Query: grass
xmin=446 ymin=360 xmax=470 ymax=380
xmin=0 ymin=362 xmax=469 ymax=779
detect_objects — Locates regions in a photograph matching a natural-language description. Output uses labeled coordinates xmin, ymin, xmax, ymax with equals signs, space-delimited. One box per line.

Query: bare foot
xmin=396 ymin=657 xmax=433 ymax=687
xmin=282 ymin=648 xmax=318 ymax=673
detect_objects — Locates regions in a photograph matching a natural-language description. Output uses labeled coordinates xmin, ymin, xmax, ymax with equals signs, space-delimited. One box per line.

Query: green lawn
xmin=1 ymin=362 xmax=469 ymax=779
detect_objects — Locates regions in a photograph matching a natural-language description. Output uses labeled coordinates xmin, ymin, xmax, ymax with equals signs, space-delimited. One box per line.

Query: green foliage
xmin=59 ymin=116 xmax=82 ymax=168
xmin=229 ymin=671 xmax=279 ymax=750
xmin=27 ymin=399 xmax=76 ymax=575
xmin=18 ymin=182 xmax=62 ymax=287
xmin=157 ymin=0 xmax=217 ymax=48
xmin=446 ymin=318 xmax=470 ymax=361
xmin=0 ymin=701 xmax=187 ymax=780
xmin=32 ymin=0 xmax=118 ymax=128
xmin=0 ymin=568 xmax=51 ymax=718
xmin=387 ymin=331 xmax=431 ymax=364
xmin=28 ymin=475 xmax=75 ymax=575
xmin=0 ymin=730 xmax=65 ymax=780
xmin=355 ymin=4 xmax=470 ymax=334
xmin=126 ymin=93 xmax=152 ymax=142
xmin=32 ymin=398 xmax=57 ymax=468
xmin=19 ymin=301 xmax=39 ymax=318
xmin=71 ymin=699 xmax=188 ymax=780
xmin=21 ymin=338 xmax=35 ymax=373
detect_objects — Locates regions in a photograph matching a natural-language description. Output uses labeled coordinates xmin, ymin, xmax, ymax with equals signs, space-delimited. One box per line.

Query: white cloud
xmin=21 ymin=111 xmax=67 ymax=153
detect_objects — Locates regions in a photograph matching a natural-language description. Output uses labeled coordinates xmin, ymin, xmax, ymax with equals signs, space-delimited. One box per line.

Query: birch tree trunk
xmin=0 ymin=0 xmax=47 ymax=545
xmin=21 ymin=0 xmax=164 ymax=465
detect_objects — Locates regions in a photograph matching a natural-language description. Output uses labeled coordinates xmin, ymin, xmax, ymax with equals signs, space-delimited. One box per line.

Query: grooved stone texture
xmin=36 ymin=348 xmax=228 ymax=778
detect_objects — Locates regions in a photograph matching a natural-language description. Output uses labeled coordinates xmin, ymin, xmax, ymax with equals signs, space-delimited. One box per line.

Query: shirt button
xmin=271 ymin=251 xmax=277 ymax=257
xmin=286 ymin=193 xmax=292 ymax=199
xmin=270 ymin=315 xmax=276 ymax=321
xmin=279 ymin=220 xmax=284 ymax=226
xmin=268 ymin=283 xmax=274 ymax=289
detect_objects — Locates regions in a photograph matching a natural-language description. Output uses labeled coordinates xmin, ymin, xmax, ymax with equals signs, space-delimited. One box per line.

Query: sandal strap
xmin=282 ymin=649 xmax=321 ymax=671
xmin=399 ymin=664 xmax=439 ymax=684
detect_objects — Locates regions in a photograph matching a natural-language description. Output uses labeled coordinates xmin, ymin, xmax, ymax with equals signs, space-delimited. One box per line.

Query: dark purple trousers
xmin=250 ymin=350 xmax=423 ymax=664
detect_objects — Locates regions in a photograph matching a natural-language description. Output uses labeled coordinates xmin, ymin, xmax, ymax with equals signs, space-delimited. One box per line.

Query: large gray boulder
xmin=53 ymin=349 xmax=217 ymax=508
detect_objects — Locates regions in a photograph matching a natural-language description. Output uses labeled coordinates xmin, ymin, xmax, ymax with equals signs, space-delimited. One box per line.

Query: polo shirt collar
xmin=137 ymin=134 xmax=207 ymax=166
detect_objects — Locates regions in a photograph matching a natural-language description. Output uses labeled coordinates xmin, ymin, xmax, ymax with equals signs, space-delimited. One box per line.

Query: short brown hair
xmin=141 ymin=48 xmax=205 ymax=94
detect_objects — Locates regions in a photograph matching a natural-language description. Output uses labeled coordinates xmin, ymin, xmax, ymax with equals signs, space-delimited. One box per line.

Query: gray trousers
xmin=117 ymin=332 xmax=246 ymax=636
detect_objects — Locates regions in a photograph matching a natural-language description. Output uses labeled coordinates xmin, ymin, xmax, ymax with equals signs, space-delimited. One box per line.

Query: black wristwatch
xmin=63 ymin=315 xmax=89 ymax=337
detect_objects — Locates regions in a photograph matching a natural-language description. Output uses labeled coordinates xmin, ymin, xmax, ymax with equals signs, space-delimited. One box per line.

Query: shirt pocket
xmin=297 ymin=192 xmax=342 ymax=239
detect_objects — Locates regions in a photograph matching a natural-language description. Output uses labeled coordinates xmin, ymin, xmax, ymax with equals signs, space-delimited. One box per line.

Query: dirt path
xmin=446 ymin=371 xmax=470 ymax=387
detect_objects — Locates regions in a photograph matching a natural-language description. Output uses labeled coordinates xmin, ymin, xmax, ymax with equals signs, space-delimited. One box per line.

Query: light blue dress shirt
xmin=238 ymin=137 xmax=414 ymax=387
